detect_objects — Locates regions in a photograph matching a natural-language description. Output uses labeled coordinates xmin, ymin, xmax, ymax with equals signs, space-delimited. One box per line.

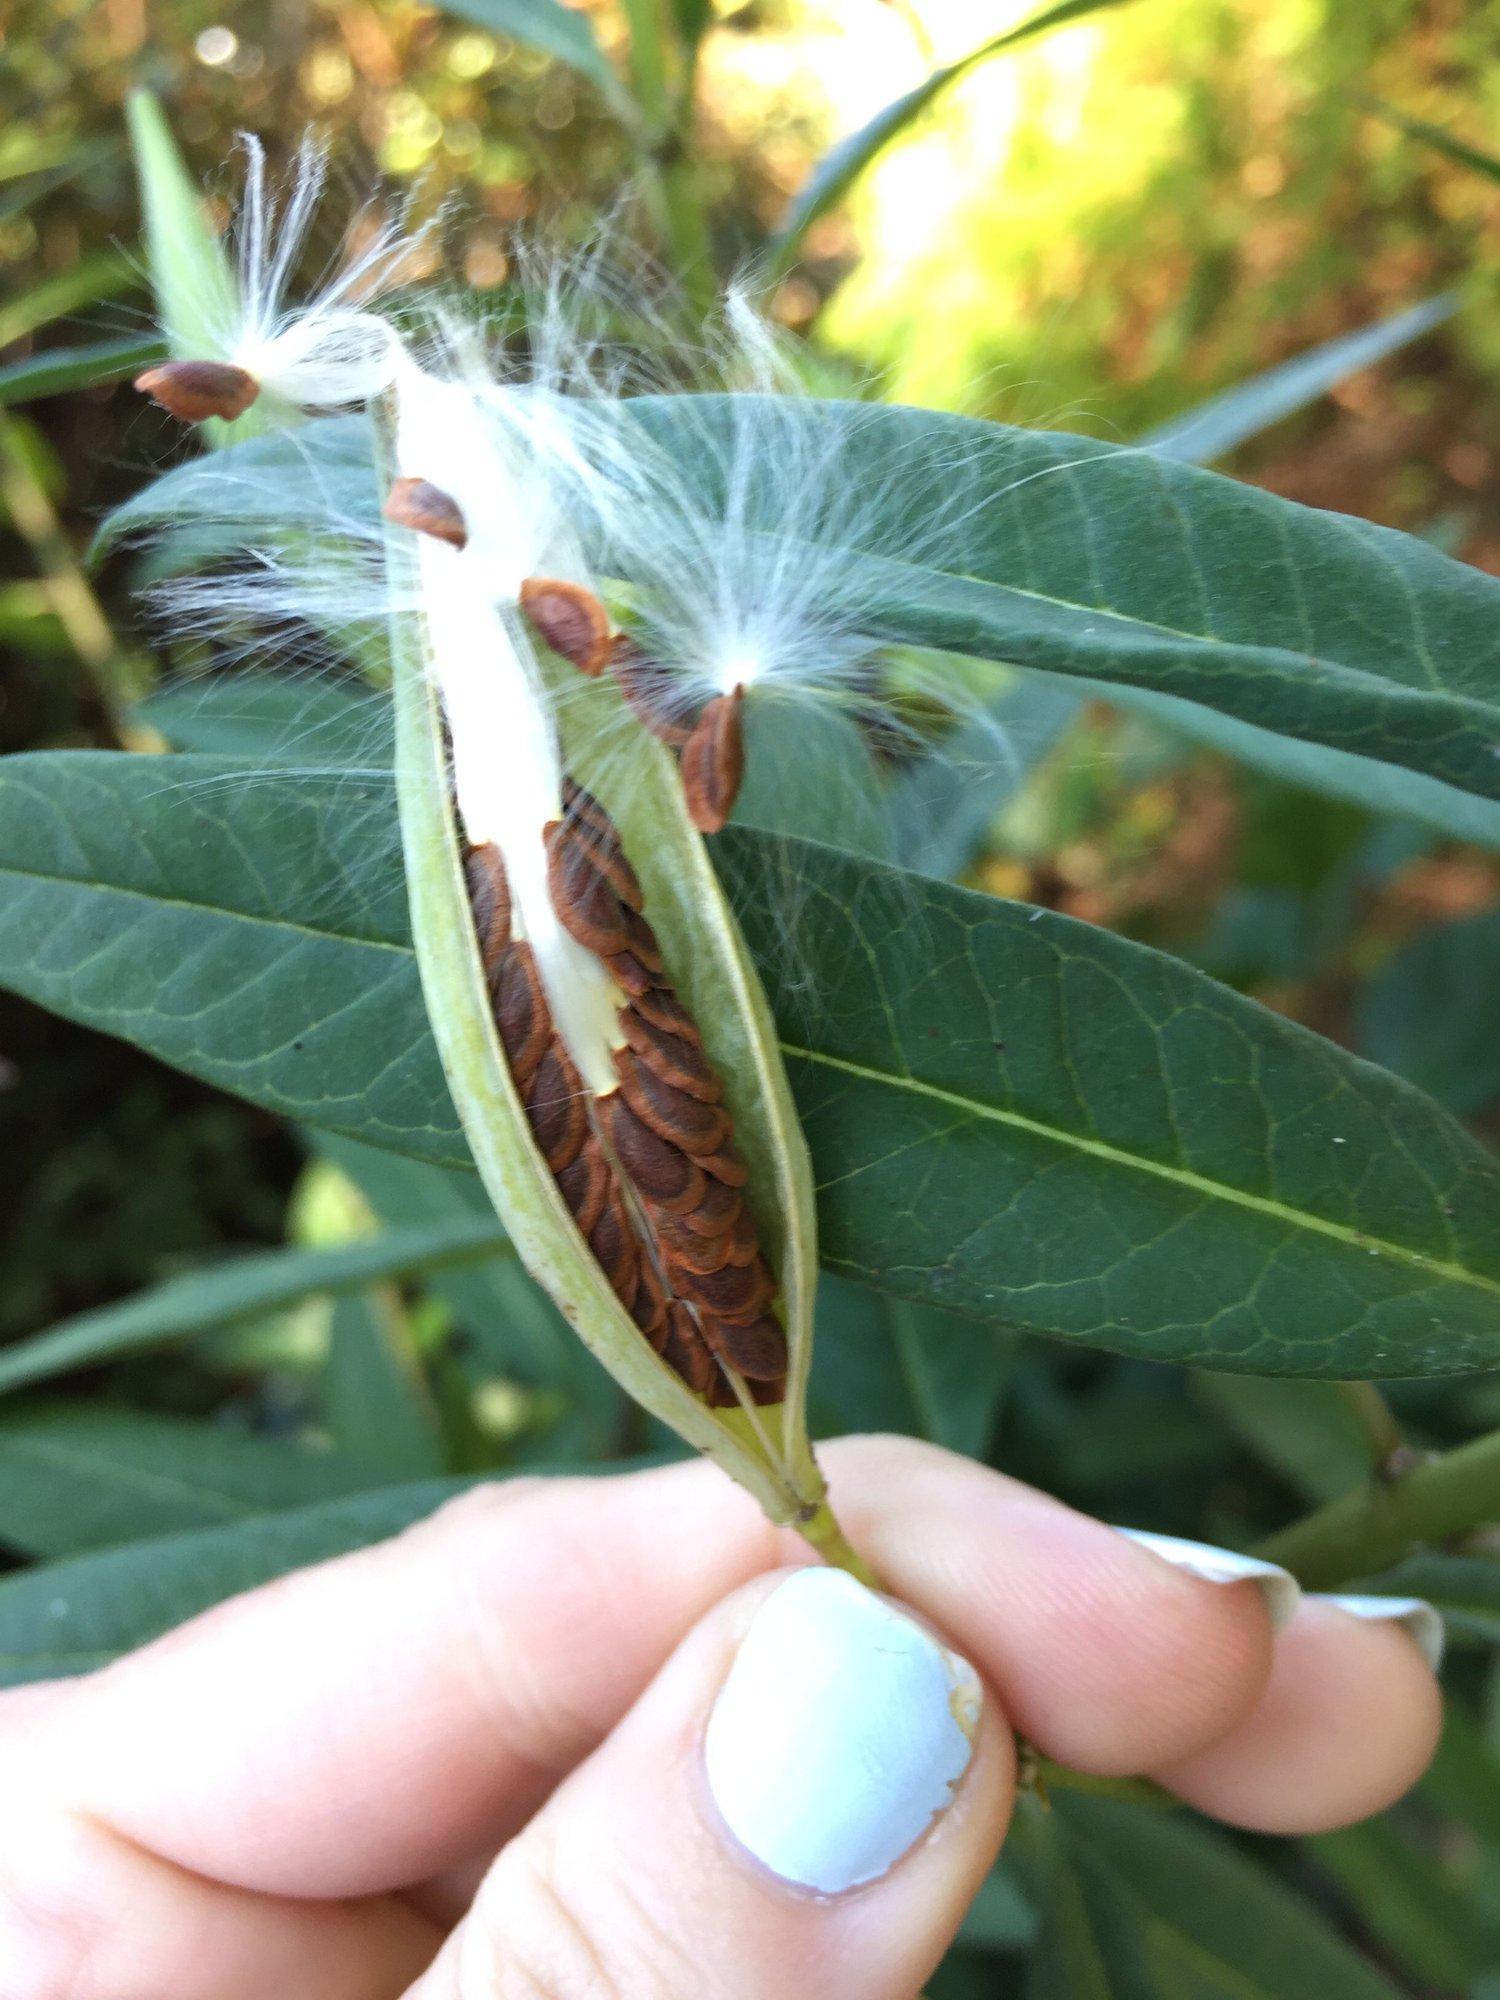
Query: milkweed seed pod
xmin=121 ymin=133 xmax=908 ymax=1566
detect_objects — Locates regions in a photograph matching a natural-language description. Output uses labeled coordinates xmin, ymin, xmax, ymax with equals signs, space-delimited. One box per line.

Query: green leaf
xmin=1305 ymin=1816 xmax=1499 ymax=1990
xmin=1080 ymin=670 xmax=1500 ymax=852
xmin=1191 ymin=1374 xmax=1373 ymax=1504
xmin=325 ymin=1291 xmax=447 ymax=1477
xmin=0 ymin=335 xmax=166 ymax=408
xmin=1140 ymin=293 xmax=1460 ymax=464
xmin=1357 ymin=911 xmax=1500 ymax=1115
xmin=126 ymin=90 xmax=261 ymax=447
xmin=132 ymin=672 xmax=393 ymax=766
xmin=1013 ymin=1794 xmax=1404 ymax=2000
xmin=436 ymin=0 xmax=620 ymax=96
xmin=7 ymin=751 xmax=1500 ymax=1376
xmin=885 ymin=668 xmax=1081 ymax=879
xmin=885 ymin=1299 xmax=1016 ymax=1458
xmin=0 ymin=255 xmax=138 ymax=352
xmin=127 ymin=399 xmax=1500 ymax=813
xmin=0 ymin=1480 xmax=478 ymax=1684
xmin=0 ymin=1218 xmax=505 ymax=1397
xmin=315 ymin=1133 xmax=624 ymax=1455
xmin=769 ymin=0 xmax=1133 ymax=272
xmin=716 ymin=827 xmax=1500 ymax=1376
xmin=1360 ymin=95 xmax=1500 ymax=185
xmin=621 ymin=393 xmax=1500 ymax=812
xmin=0 ymin=1403 xmax=383 ymax=1558
xmin=1348 ymin=1552 xmax=1500 ymax=1646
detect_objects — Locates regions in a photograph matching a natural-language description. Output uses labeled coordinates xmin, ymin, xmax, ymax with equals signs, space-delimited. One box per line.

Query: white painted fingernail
xmin=703 ymin=1567 xmax=982 ymax=1895
xmin=1115 ymin=1528 xmax=1302 ymax=1632
xmin=1317 ymin=1595 xmax=1445 ymax=1672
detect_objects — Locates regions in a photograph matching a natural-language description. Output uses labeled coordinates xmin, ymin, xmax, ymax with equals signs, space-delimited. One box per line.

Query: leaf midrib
xmin=783 ymin=1041 xmax=1500 ymax=1299
xmin=0 ymin=858 xmax=409 ymax=956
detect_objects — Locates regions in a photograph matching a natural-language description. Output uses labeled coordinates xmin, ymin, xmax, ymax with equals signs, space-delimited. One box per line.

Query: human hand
xmin=0 ymin=1436 xmax=1442 ymax=1999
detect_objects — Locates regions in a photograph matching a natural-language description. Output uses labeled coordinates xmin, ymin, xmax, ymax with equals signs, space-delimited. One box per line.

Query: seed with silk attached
xmin=383 ymin=476 xmax=468 ymax=550
xmin=611 ymin=639 xmax=694 ymax=747
xmin=523 ymin=1044 xmax=588 ymax=1172
xmin=136 ymin=359 xmax=260 ymax=423
xmin=520 ymin=578 xmax=612 ymax=677
xmin=680 ymin=686 xmax=745 ymax=834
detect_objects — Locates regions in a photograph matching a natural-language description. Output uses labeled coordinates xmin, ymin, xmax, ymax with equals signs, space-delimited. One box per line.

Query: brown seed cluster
xmin=518 ymin=584 xmax=748 ymax=835
xmin=466 ymin=798 xmax=787 ymax=1407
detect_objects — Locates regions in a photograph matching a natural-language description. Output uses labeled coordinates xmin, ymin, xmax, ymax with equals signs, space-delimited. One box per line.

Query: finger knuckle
xmin=467 ymin=1838 xmax=681 ymax=2000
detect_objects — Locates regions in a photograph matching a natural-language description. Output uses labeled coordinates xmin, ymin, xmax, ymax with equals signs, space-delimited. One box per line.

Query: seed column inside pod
xmin=515 ymin=582 xmax=789 ymax=1409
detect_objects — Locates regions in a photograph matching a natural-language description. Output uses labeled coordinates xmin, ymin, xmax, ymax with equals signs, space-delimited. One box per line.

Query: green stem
xmin=1258 ymin=1422 xmax=1500 ymax=1588
xmin=0 ymin=408 xmax=144 ymax=718
xmin=795 ymin=1496 xmax=880 ymax=1587
xmin=1336 ymin=1379 xmax=1405 ymax=1470
xmin=618 ymin=0 xmax=715 ymax=317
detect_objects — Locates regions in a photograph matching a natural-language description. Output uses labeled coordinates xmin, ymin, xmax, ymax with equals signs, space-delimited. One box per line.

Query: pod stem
xmin=794 ymin=1494 xmax=880 ymax=1588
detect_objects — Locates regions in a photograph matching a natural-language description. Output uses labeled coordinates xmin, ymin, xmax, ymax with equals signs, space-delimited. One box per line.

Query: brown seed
xmin=658 ymin=1303 xmax=719 ymax=1397
xmin=465 ymin=843 xmax=512 ymax=977
xmin=557 ymin=795 xmax=643 ymax=911
xmin=610 ymin=638 xmax=694 ymax=748
xmin=604 ymin=950 xmax=658 ymax=997
xmin=650 ymin=1203 xmax=738 ymax=1276
xmin=694 ymin=1143 xmax=749 ymax=1190
xmin=589 ymin=1184 xmax=640 ymax=1297
xmin=680 ymin=686 xmax=745 ymax=835
xmin=620 ymin=1006 xmax=721 ymax=1102
xmin=560 ymin=778 xmax=616 ymax=841
xmin=523 ymin=1044 xmax=588 ymax=1172
xmin=699 ymin=1309 xmax=788 ymax=1381
xmin=603 ymin=1093 xmax=706 ymax=1215
xmin=614 ymin=1046 xmax=732 ymax=1158
xmin=621 ymin=910 xmax=664 ymax=974
xmin=680 ymin=1176 xmax=742 ymax=1238
xmin=664 ymin=1248 xmax=774 ymax=1324
xmin=629 ymin=1256 xmax=670 ymax=1341
xmin=519 ymin=577 xmax=612 ymax=676
xmin=494 ymin=942 xmax=551 ymax=1083
xmin=629 ymin=984 xmax=704 ymax=1046
xmin=720 ymin=1203 xmax=761 ymax=1268
xmin=135 ymin=359 xmax=259 ymax=423
xmin=556 ymin=1142 xmax=610 ymax=1236
xmin=382 ymin=476 xmax=468 ymax=550
xmin=545 ymin=819 xmax=631 ymax=956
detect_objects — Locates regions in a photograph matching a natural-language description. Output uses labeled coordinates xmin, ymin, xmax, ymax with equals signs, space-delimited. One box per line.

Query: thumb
xmin=412 ymin=1565 xmax=1013 ymax=2000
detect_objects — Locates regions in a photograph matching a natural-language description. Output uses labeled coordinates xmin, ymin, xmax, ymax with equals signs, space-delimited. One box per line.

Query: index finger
xmin=7 ymin=1438 xmax=1276 ymax=1899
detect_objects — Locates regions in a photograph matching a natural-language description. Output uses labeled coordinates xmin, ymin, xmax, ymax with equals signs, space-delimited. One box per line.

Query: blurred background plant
xmin=5 ymin=0 xmax=1500 ymax=1992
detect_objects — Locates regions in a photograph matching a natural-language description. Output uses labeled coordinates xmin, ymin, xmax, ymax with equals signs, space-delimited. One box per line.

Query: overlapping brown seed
xmin=613 ymin=1046 xmax=732 ymax=1158
xmin=588 ymin=1182 xmax=640 ymax=1295
xmin=629 ymin=1255 xmax=670 ymax=1340
xmin=629 ymin=985 xmax=704 ymax=1046
xmin=619 ymin=1006 xmax=721 ymax=1101
xmin=555 ymin=1142 xmax=610 ymax=1236
xmin=680 ymin=686 xmax=745 ymax=835
xmin=603 ymin=1094 xmax=707 ymax=1215
xmin=136 ymin=359 xmax=260 ymax=423
xmin=464 ymin=844 xmax=512 ymax=978
xmin=650 ymin=1202 xmax=739 ymax=1275
xmin=520 ymin=578 xmax=612 ymax=677
xmin=659 ymin=1304 xmax=721 ymax=1398
xmin=493 ymin=942 xmax=550 ymax=1084
xmin=545 ymin=819 xmax=633 ymax=955
xmin=676 ymin=1175 xmax=741 ymax=1238
xmin=523 ymin=1044 xmax=588 ymax=1172
xmin=602 ymin=949 xmax=658 ymax=996
xmin=691 ymin=1143 xmax=749 ymax=1189
xmin=610 ymin=639 xmax=695 ymax=748
xmin=664 ymin=1248 xmax=775 ymax=1325
xmin=699 ymin=1309 xmax=788 ymax=1382
xmin=382 ymin=476 xmax=468 ymax=550
xmin=556 ymin=791 xmax=644 ymax=911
